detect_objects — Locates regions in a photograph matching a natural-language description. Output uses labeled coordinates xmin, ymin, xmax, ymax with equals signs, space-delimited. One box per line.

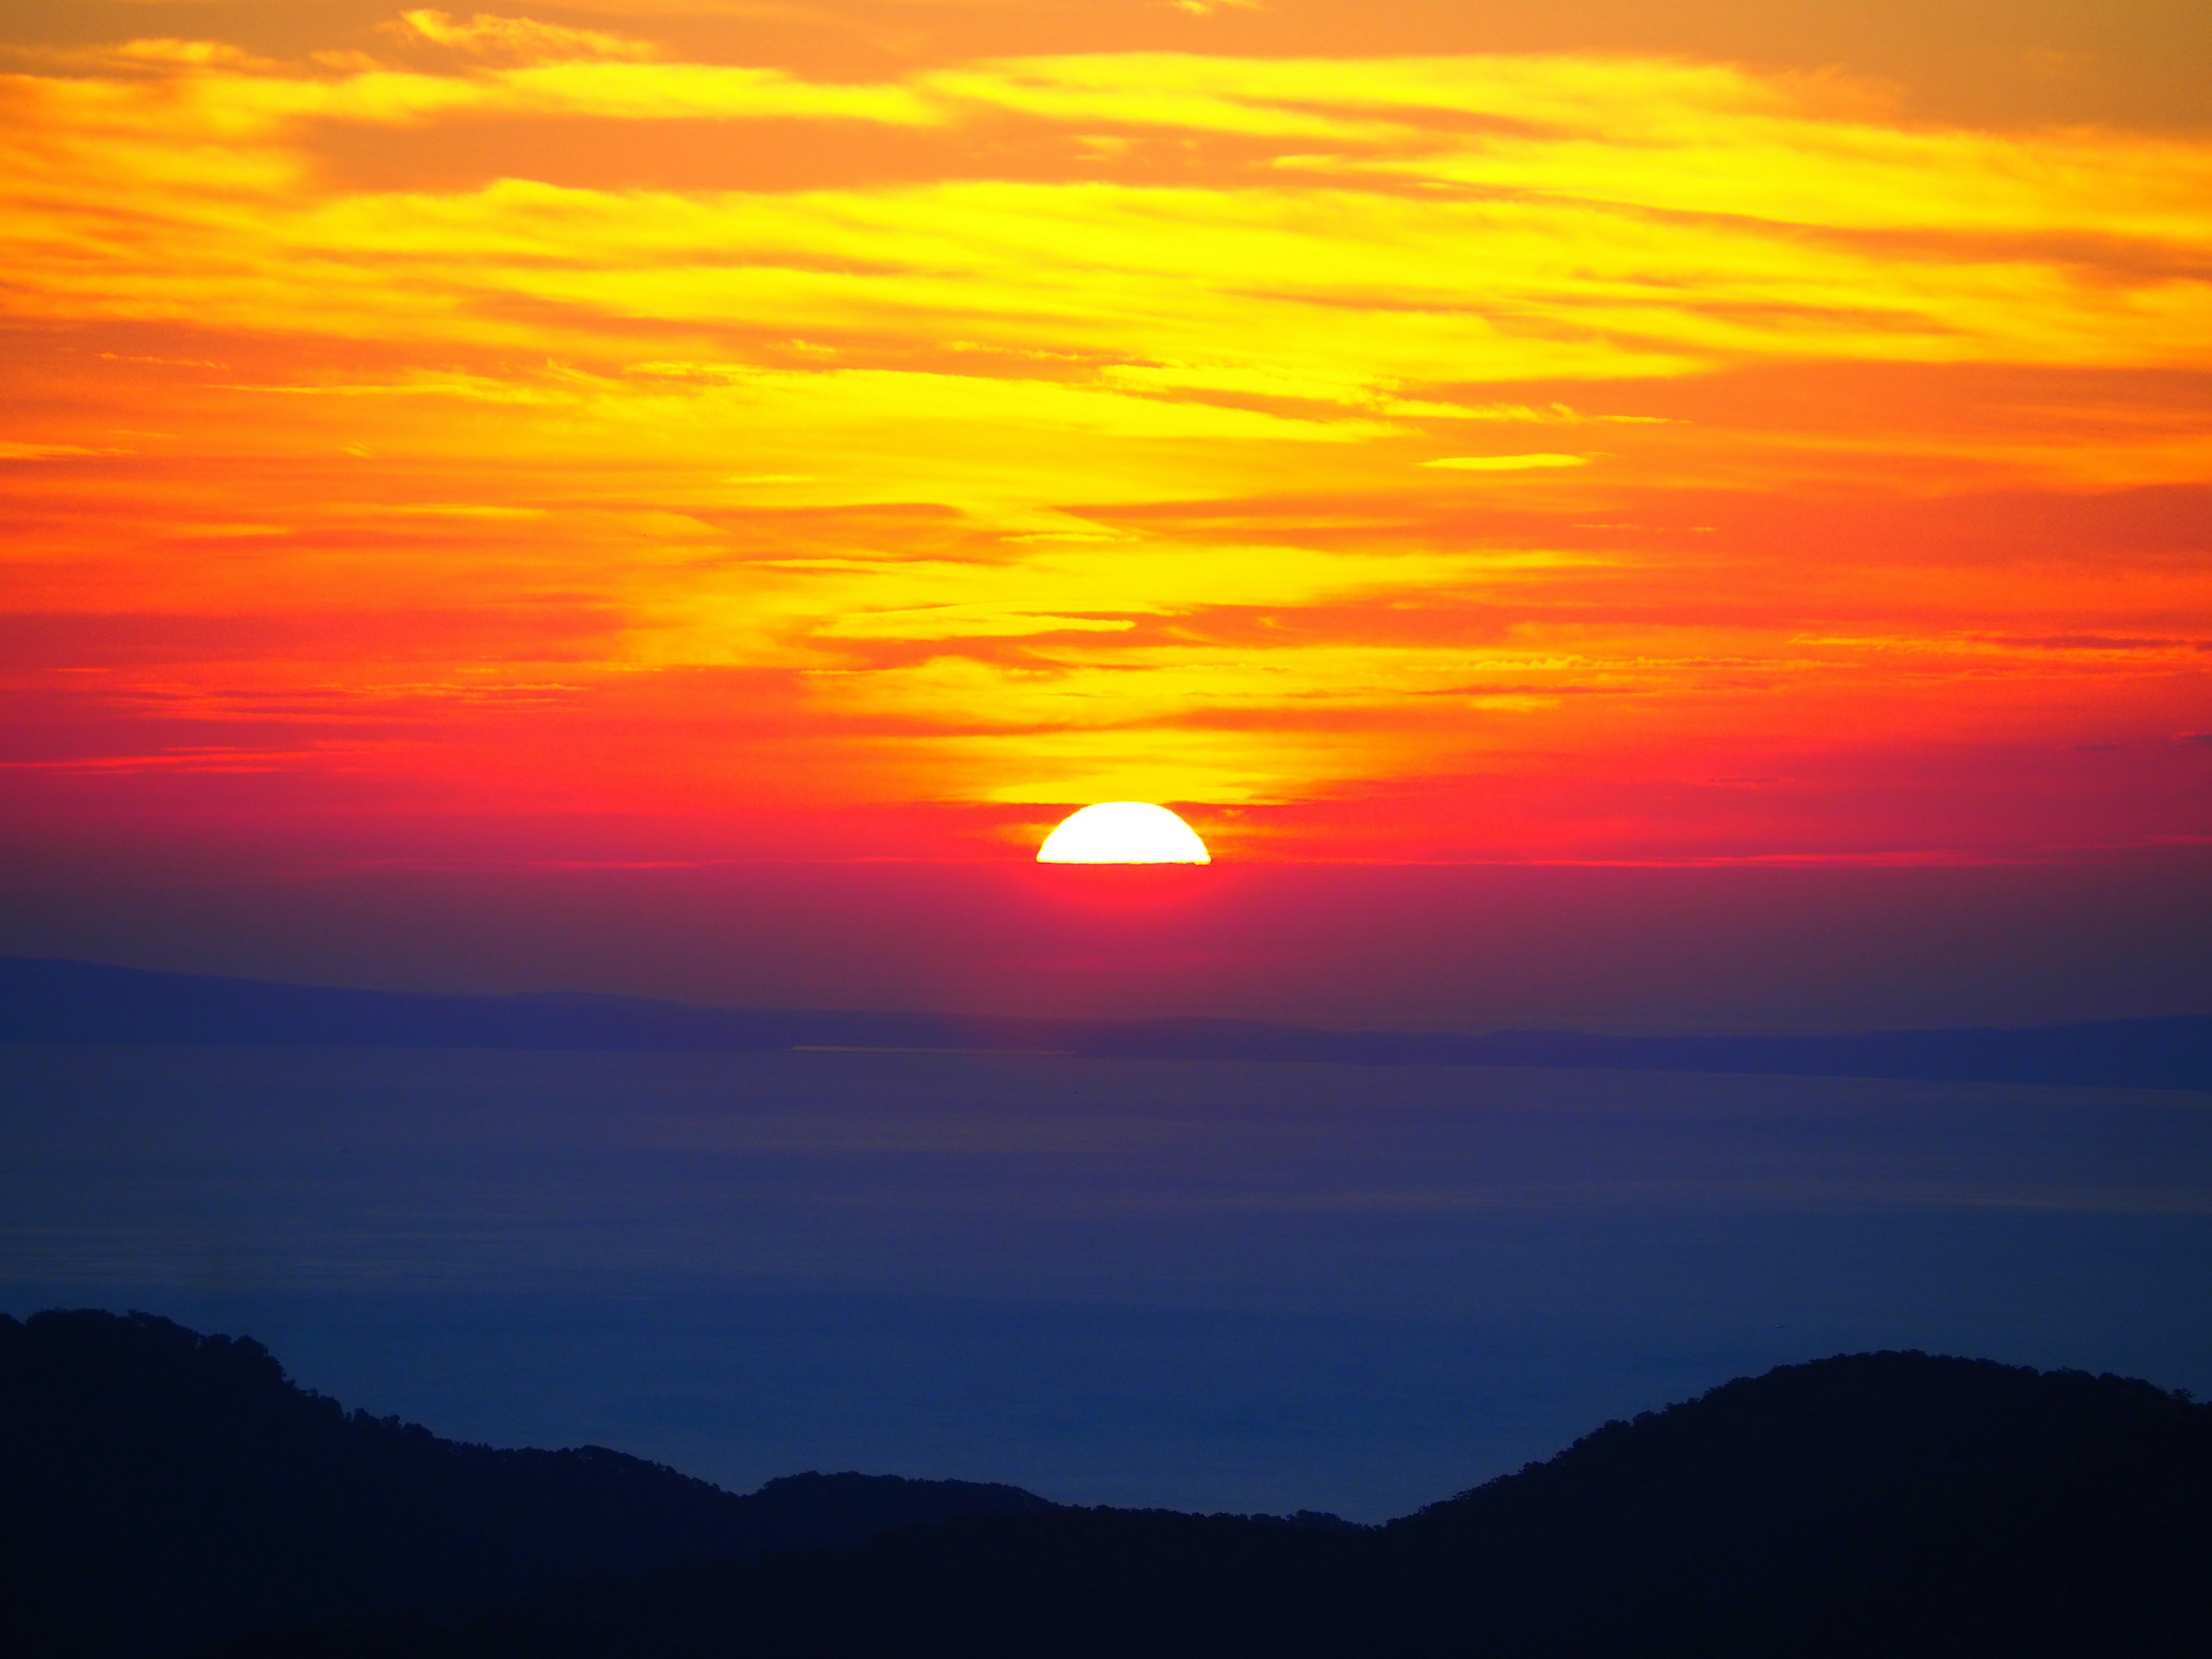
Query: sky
xmin=2 ymin=0 xmax=2209 ymax=1022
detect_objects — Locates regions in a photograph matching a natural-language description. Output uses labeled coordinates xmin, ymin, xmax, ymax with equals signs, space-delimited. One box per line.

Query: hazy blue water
xmin=3 ymin=1045 xmax=2209 ymax=1519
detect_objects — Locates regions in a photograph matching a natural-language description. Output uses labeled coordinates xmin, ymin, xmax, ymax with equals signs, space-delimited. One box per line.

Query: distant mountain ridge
xmin=4 ymin=953 xmax=2209 ymax=1090
xmin=0 ymin=1311 xmax=1051 ymax=1659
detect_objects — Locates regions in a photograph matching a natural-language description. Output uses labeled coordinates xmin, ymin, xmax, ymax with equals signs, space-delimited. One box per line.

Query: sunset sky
xmin=2 ymin=1 xmax=2209 ymax=1017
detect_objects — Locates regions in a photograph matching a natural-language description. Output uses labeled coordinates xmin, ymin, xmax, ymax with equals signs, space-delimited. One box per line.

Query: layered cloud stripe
xmin=1 ymin=18 xmax=2207 ymax=862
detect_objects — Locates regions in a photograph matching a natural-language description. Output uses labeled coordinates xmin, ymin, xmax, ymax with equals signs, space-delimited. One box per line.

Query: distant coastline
xmin=5 ymin=954 xmax=2207 ymax=1092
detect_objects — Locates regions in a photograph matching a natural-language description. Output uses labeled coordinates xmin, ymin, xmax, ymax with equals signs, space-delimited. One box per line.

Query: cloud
xmin=392 ymin=10 xmax=660 ymax=63
xmin=1422 ymin=454 xmax=1589 ymax=472
xmin=0 ymin=441 xmax=112 ymax=460
xmin=817 ymin=605 xmax=1137 ymax=638
xmin=0 ymin=32 xmax=2207 ymax=856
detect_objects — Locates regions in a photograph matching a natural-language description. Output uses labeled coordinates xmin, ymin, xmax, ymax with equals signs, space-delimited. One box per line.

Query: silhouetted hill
xmin=6 ymin=954 xmax=2209 ymax=1090
xmin=0 ymin=1310 xmax=1050 ymax=1659
xmin=224 ymin=1353 xmax=2212 ymax=1659
xmin=1382 ymin=1351 xmax=2212 ymax=1656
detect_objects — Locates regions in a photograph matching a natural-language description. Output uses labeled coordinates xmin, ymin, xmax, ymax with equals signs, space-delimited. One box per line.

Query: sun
xmin=1037 ymin=802 xmax=1211 ymax=864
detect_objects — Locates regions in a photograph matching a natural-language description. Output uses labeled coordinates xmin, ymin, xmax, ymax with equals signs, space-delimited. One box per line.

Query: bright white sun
xmin=1037 ymin=802 xmax=1211 ymax=864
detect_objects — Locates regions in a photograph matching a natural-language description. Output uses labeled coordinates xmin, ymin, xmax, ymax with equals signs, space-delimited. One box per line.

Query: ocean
xmin=4 ymin=1044 xmax=2207 ymax=1519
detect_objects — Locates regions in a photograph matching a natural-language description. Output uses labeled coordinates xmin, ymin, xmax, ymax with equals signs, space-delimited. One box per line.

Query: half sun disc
xmin=1037 ymin=802 xmax=1210 ymax=864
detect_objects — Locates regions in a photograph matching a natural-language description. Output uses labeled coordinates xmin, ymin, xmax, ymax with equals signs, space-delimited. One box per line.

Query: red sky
xmin=2 ymin=1 xmax=2207 ymax=1022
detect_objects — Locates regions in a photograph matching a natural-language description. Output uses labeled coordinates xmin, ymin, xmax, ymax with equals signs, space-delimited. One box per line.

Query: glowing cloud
xmin=0 ymin=14 xmax=2206 ymax=868
xmin=1423 ymin=456 xmax=1589 ymax=472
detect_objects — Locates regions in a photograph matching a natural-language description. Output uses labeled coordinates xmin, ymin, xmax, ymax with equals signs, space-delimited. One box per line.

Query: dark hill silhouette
xmin=5 ymin=953 xmax=2210 ymax=1090
xmin=9 ymin=1309 xmax=2208 ymax=1658
xmin=222 ymin=1353 xmax=2211 ymax=1659
xmin=1381 ymin=1351 xmax=2212 ymax=1656
xmin=0 ymin=1310 xmax=1050 ymax=1659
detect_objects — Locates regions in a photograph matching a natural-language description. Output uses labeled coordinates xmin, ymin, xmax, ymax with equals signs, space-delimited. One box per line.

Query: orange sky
xmin=3 ymin=1 xmax=2209 ymax=871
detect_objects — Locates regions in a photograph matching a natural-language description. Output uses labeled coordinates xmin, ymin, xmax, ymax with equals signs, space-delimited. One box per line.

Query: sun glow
xmin=1037 ymin=804 xmax=1212 ymax=864
xmin=0 ymin=10 xmax=2207 ymax=869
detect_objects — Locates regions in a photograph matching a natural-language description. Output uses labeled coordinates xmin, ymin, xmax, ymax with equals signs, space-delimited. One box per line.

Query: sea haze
xmin=2 ymin=1044 xmax=2208 ymax=1520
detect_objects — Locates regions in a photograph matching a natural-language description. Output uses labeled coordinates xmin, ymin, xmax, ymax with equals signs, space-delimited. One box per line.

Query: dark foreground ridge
xmin=0 ymin=1312 xmax=1050 ymax=1659
xmin=224 ymin=1354 xmax=2212 ymax=1659
xmin=6 ymin=954 xmax=2210 ymax=1090
xmin=7 ymin=1312 xmax=2210 ymax=1658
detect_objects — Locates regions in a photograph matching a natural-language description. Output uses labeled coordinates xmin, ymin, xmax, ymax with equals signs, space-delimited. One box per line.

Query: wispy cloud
xmin=0 ymin=30 xmax=2207 ymax=859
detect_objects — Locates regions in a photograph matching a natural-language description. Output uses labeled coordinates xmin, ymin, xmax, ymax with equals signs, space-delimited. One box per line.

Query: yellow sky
xmin=1 ymin=3 xmax=2207 ymax=862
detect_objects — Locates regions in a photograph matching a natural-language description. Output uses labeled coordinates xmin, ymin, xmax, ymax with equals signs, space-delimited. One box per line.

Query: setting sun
xmin=1037 ymin=804 xmax=1211 ymax=865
